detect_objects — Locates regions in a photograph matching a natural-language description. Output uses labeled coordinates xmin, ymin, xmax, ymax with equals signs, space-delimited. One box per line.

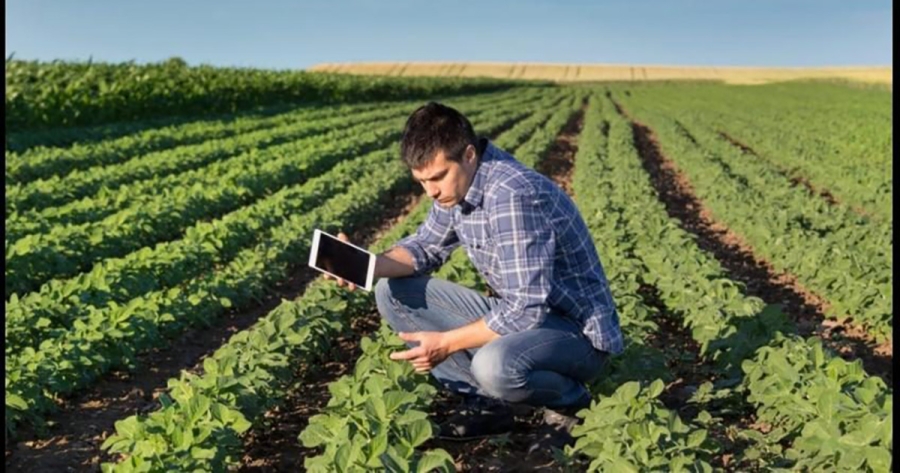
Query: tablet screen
xmin=312 ymin=231 xmax=372 ymax=289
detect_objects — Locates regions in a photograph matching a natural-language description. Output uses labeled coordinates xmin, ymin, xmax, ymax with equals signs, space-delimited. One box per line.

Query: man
xmin=328 ymin=102 xmax=623 ymax=452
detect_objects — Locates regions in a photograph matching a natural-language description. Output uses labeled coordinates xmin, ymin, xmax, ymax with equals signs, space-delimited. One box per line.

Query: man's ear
xmin=466 ymin=144 xmax=477 ymax=163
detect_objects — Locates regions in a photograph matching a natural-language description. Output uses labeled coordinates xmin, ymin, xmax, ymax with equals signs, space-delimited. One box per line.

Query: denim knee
xmin=470 ymin=341 xmax=529 ymax=403
xmin=374 ymin=278 xmax=398 ymax=322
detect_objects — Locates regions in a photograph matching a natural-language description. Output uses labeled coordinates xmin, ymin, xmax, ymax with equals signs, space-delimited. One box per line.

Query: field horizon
xmin=309 ymin=61 xmax=893 ymax=85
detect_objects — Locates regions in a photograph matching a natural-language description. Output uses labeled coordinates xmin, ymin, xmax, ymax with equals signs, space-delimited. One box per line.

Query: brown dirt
xmin=4 ymin=185 xmax=424 ymax=473
xmin=536 ymin=98 xmax=587 ymax=198
xmin=422 ymin=392 xmax=567 ymax=472
xmin=611 ymin=99 xmax=892 ymax=384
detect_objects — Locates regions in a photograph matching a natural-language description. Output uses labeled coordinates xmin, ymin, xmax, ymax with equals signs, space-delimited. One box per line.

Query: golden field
xmin=308 ymin=62 xmax=892 ymax=85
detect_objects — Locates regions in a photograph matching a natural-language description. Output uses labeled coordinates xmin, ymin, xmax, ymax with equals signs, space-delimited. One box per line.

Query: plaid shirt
xmin=395 ymin=140 xmax=624 ymax=355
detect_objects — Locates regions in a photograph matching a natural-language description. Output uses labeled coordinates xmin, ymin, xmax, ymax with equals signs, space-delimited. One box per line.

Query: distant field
xmin=309 ymin=62 xmax=893 ymax=85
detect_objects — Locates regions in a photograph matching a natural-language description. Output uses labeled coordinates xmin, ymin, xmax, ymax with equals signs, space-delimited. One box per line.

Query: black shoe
xmin=436 ymin=395 xmax=516 ymax=441
xmin=526 ymin=398 xmax=591 ymax=456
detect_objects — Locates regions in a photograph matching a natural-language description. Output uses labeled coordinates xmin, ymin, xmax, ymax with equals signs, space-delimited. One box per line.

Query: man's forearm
xmin=442 ymin=318 xmax=500 ymax=353
xmin=375 ymin=246 xmax=417 ymax=279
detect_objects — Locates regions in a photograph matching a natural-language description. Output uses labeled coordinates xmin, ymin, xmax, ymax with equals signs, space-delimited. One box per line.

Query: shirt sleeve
xmin=483 ymin=190 xmax=555 ymax=335
xmin=394 ymin=200 xmax=461 ymax=276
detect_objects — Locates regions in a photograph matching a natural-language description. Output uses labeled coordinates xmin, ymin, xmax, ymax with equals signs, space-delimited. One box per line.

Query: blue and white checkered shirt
xmin=395 ymin=140 xmax=624 ymax=355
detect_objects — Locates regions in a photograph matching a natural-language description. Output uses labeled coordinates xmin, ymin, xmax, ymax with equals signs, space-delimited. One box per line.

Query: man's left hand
xmin=389 ymin=331 xmax=451 ymax=373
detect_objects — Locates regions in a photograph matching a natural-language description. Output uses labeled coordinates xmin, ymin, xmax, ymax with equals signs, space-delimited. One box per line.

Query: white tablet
xmin=308 ymin=229 xmax=376 ymax=291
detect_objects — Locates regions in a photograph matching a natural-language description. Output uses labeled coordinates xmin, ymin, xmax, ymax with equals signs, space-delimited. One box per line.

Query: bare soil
xmin=536 ymin=98 xmax=587 ymax=197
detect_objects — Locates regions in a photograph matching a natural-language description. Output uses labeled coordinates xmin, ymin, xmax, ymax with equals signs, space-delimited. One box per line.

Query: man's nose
xmin=424 ymin=182 xmax=440 ymax=198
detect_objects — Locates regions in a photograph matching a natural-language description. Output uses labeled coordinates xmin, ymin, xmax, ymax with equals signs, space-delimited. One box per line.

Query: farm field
xmin=4 ymin=61 xmax=893 ymax=472
xmin=309 ymin=62 xmax=893 ymax=86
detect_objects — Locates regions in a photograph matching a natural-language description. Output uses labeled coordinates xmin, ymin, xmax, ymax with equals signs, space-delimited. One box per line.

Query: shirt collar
xmin=460 ymin=138 xmax=495 ymax=213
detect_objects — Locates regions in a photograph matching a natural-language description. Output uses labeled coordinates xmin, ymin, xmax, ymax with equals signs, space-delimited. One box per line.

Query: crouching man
xmin=327 ymin=102 xmax=623 ymax=453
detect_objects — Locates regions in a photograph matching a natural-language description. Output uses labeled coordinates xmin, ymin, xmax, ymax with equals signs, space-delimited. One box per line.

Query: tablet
xmin=308 ymin=229 xmax=376 ymax=291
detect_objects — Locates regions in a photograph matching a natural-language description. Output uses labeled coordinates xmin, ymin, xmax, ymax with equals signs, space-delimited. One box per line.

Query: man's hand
xmin=389 ymin=331 xmax=451 ymax=373
xmin=321 ymin=232 xmax=356 ymax=291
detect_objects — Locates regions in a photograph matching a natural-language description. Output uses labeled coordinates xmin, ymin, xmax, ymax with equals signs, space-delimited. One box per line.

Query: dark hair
xmin=400 ymin=102 xmax=477 ymax=169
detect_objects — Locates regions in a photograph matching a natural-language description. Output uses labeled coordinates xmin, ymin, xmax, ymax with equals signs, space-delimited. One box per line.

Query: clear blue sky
xmin=6 ymin=0 xmax=892 ymax=69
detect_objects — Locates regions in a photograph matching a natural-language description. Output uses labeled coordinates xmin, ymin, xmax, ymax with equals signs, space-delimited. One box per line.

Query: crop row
xmin=6 ymin=144 xmax=404 ymax=439
xmin=4 ymin=89 xmax=550 ymax=298
xmin=6 ymin=98 xmax=384 ymax=185
xmin=4 ymin=91 xmax=565 ymax=358
xmin=7 ymin=98 xmax=450 ymax=216
xmin=617 ymin=83 xmax=891 ymax=221
xmin=95 ymin=95 xmax=570 ymax=471
xmin=6 ymin=57 xmax=522 ymax=131
xmin=5 ymin=88 xmax=546 ymax=243
xmin=4 ymin=100 xmax=551 ymax=366
xmin=565 ymin=92 xmax=891 ymax=472
xmin=616 ymin=92 xmax=891 ymax=341
xmin=7 ymin=87 xmax=534 ymax=186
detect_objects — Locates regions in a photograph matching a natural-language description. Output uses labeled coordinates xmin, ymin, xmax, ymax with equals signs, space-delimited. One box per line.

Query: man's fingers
xmin=390 ymin=346 xmax=424 ymax=361
xmin=337 ymin=232 xmax=349 ymax=242
xmin=397 ymin=332 xmax=422 ymax=342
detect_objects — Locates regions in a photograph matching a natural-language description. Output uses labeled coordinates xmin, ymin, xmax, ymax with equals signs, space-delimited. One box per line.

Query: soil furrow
xmin=536 ymin=97 xmax=587 ymax=197
xmin=5 ymin=184 xmax=423 ymax=473
xmin=610 ymin=98 xmax=892 ymax=384
xmin=715 ymin=130 xmax=876 ymax=219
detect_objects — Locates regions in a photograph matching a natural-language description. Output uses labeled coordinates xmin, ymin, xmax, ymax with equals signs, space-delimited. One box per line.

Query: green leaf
xmin=6 ymin=394 xmax=28 ymax=411
xmin=335 ymin=443 xmax=353 ymax=471
xmin=618 ymin=381 xmax=641 ymax=400
xmin=299 ymin=421 xmax=333 ymax=448
xmin=863 ymin=446 xmax=891 ymax=472
xmin=190 ymin=446 xmax=216 ymax=460
xmin=230 ymin=411 xmax=252 ymax=434
xmin=405 ymin=419 xmax=433 ymax=447
xmin=687 ymin=429 xmax=707 ymax=448
xmin=608 ymin=455 xmax=639 ymax=473
xmin=367 ymin=433 xmax=389 ymax=467
xmin=380 ymin=446 xmax=411 ymax=473
xmin=647 ymin=379 xmax=665 ymax=398
xmin=113 ymin=416 xmax=142 ymax=440
xmin=415 ymin=449 xmax=455 ymax=472
xmin=202 ymin=357 xmax=218 ymax=376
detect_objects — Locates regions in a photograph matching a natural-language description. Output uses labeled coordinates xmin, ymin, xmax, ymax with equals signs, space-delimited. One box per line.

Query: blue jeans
xmin=374 ymin=276 xmax=608 ymax=409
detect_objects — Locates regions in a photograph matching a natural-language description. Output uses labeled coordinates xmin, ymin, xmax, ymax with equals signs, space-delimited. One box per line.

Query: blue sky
xmin=5 ymin=0 xmax=892 ymax=69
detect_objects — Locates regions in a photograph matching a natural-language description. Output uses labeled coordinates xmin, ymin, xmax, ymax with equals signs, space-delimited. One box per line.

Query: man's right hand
xmin=322 ymin=231 xmax=357 ymax=292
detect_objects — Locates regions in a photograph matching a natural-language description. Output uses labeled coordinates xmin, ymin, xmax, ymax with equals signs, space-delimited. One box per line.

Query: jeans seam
xmin=509 ymin=332 xmax=581 ymax=373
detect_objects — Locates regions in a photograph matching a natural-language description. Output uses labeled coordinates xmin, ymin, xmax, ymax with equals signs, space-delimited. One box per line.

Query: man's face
xmin=410 ymin=145 xmax=478 ymax=208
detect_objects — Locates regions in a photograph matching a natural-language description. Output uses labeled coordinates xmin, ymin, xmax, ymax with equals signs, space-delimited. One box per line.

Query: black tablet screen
xmin=314 ymin=232 xmax=371 ymax=287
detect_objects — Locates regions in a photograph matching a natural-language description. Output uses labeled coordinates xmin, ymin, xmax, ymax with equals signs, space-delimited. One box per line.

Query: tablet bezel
xmin=308 ymin=229 xmax=376 ymax=291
